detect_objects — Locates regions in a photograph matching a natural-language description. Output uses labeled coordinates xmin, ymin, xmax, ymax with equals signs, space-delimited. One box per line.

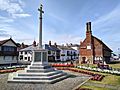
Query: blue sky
xmin=0 ymin=0 xmax=120 ymax=53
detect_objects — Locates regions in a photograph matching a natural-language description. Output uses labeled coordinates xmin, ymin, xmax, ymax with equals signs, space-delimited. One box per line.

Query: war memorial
xmin=7 ymin=4 xmax=69 ymax=84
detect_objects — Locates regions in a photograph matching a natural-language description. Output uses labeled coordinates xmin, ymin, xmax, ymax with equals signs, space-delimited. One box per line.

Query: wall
xmin=0 ymin=56 xmax=17 ymax=64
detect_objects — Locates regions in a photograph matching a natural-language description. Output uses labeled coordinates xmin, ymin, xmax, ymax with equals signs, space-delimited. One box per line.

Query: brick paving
xmin=0 ymin=71 xmax=90 ymax=90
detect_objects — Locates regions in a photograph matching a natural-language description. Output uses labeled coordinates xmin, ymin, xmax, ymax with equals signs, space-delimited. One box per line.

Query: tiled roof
xmin=0 ymin=38 xmax=18 ymax=46
xmin=80 ymin=35 xmax=112 ymax=52
xmin=93 ymin=36 xmax=112 ymax=52
xmin=44 ymin=44 xmax=60 ymax=51
xmin=57 ymin=45 xmax=75 ymax=50
xmin=68 ymin=44 xmax=80 ymax=47
xmin=20 ymin=44 xmax=61 ymax=51
xmin=0 ymin=39 xmax=9 ymax=45
xmin=20 ymin=45 xmax=38 ymax=51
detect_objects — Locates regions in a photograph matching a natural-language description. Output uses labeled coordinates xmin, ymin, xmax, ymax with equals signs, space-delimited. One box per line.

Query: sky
xmin=0 ymin=0 xmax=120 ymax=53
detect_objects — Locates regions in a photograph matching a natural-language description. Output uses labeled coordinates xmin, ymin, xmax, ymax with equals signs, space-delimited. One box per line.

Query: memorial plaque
xmin=34 ymin=52 xmax=41 ymax=62
xmin=43 ymin=52 xmax=47 ymax=62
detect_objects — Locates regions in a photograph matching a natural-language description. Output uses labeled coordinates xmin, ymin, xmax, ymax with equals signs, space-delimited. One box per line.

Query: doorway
xmin=82 ymin=57 xmax=86 ymax=63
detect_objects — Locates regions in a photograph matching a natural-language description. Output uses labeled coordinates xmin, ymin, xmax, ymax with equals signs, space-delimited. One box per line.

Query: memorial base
xmin=8 ymin=50 xmax=69 ymax=84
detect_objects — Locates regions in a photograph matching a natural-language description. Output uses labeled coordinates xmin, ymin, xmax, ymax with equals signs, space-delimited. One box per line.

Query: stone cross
xmin=38 ymin=4 xmax=44 ymax=49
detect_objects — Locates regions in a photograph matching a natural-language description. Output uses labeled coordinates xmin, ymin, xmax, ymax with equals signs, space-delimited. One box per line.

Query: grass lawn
xmin=76 ymin=63 xmax=120 ymax=89
xmin=73 ymin=67 xmax=120 ymax=87
xmin=80 ymin=62 xmax=120 ymax=69
xmin=77 ymin=68 xmax=120 ymax=89
xmin=80 ymin=85 xmax=113 ymax=90
xmin=89 ymin=73 xmax=120 ymax=86
xmin=108 ymin=63 xmax=120 ymax=68
xmin=80 ymin=64 xmax=97 ymax=68
xmin=78 ymin=62 xmax=120 ymax=85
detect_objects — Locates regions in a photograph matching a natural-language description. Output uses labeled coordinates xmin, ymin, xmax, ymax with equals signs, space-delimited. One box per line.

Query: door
xmin=82 ymin=57 xmax=86 ymax=63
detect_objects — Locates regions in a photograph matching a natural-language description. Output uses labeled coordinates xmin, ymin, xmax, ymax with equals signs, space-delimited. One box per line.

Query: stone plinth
xmin=8 ymin=49 xmax=69 ymax=84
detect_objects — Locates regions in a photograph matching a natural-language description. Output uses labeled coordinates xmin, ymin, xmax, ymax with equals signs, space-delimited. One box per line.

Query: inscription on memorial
xmin=34 ymin=52 xmax=41 ymax=62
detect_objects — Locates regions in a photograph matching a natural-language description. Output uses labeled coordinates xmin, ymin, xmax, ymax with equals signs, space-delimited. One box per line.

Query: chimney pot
xmin=49 ymin=41 xmax=51 ymax=46
xmin=21 ymin=43 xmax=25 ymax=48
xmin=54 ymin=42 xmax=57 ymax=47
xmin=86 ymin=22 xmax=91 ymax=32
xmin=33 ymin=40 xmax=36 ymax=47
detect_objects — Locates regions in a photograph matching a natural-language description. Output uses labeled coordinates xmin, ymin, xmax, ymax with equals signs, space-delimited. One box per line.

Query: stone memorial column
xmin=32 ymin=4 xmax=48 ymax=65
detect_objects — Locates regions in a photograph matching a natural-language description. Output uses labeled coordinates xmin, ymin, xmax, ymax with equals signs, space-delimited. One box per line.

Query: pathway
xmin=0 ymin=71 xmax=90 ymax=90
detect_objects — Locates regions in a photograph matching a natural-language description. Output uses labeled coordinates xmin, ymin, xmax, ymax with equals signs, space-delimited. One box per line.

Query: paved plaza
xmin=0 ymin=71 xmax=90 ymax=90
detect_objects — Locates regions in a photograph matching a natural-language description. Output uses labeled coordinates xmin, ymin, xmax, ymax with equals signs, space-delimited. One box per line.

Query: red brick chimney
xmin=86 ymin=22 xmax=92 ymax=35
xmin=86 ymin=22 xmax=92 ymax=33
xmin=86 ymin=22 xmax=92 ymax=44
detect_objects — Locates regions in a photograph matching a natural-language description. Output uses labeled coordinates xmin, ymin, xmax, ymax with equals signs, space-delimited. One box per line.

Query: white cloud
xmin=0 ymin=15 xmax=14 ymax=23
xmin=0 ymin=25 xmax=34 ymax=44
xmin=0 ymin=0 xmax=32 ymax=43
xmin=0 ymin=0 xmax=30 ymax=18
xmin=0 ymin=15 xmax=33 ymax=44
xmin=0 ymin=0 xmax=23 ymax=14
xmin=13 ymin=13 xmax=31 ymax=18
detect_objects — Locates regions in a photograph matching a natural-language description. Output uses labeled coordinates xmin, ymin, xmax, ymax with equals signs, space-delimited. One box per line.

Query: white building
xmin=43 ymin=43 xmax=61 ymax=62
xmin=18 ymin=41 xmax=79 ymax=63
xmin=0 ymin=38 xmax=18 ymax=65
xmin=18 ymin=41 xmax=37 ymax=64
xmin=18 ymin=41 xmax=61 ymax=63
xmin=68 ymin=44 xmax=80 ymax=59
xmin=57 ymin=45 xmax=78 ymax=61
xmin=19 ymin=46 xmax=35 ymax=62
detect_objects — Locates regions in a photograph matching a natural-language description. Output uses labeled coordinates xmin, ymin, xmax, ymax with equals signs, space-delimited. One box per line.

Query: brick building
xmin=79 ymin=22 xmax=112 ymax=64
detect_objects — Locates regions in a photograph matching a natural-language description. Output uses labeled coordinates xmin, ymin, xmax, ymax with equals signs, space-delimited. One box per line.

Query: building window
xmin=3 ymin=56 xmax=5 ymax=60
xmin=25 ymin=57 xmax=27 ymax=60
xmin=48 ymin=51 xmax=51 ymax=54
xmin=67 ymin=51 xmax=69 ymax=56
xmin=2 ymin=46 xmax=15 ymax=51
xmin=21 ymin=51 xmax=23 ymax=54
xmin=12 ymin=56 xmax=14 ymax=60
xmin=25 ymin=52 xmax=27 ymax=54
xmin=61 ymin=54 xmax=65 ymax=56
xmin=74 ymin=52 xmax=76 ymax=56
xmin=16 ymin=56 xmax=18 ymax=60
xmin=28 ymin=57 xmax=30 ymax=61
xmin=52 ymin=51 xmax=55 ymax=55
xmin=20 ymin=55 xmax=23 ymax=60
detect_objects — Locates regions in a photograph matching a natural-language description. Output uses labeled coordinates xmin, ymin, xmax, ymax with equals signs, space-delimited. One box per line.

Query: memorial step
xmin=32 ymin=63 xmax=49 ymax=66
xmin=26 ymin=68 xmax=55 ymax=73
xmin=8 ymin=75 xmax=69 ymax=84
xmin=14 ymin=73 xmax=67 ymax=80
xmin=18 ymin=71 xmax=63 ymax=76
xmin=29 ymin=65 xmax=51 ymax=69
